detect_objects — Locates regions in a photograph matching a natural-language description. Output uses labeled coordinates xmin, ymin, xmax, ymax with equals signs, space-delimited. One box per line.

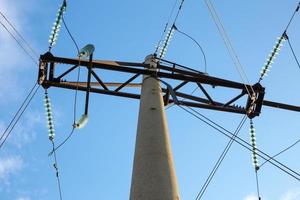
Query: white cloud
xmin=17 ymin=197 xmax=31 ymax=200
xmin=4 ymin=110 xmax=43 ymax=149
xmin=0 ymin=156 xmax=23 ymax=184
xmin=244 ymin=194 xmax=259 ymax=200
xmin=244 ymin=189 xmax=300 ymax=200
xmin=0 ymin=0 xmax=38 ymax=102
xmin=281 ymin=189 xmax=300 ymax=200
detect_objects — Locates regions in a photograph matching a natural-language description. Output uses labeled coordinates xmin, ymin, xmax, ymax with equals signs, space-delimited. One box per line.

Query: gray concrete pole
xmin=129 ymin=55 xmax=180 ymax=200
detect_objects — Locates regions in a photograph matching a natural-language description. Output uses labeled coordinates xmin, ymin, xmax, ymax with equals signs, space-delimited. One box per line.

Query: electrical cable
xmin=0 ymin=10 xmax=39 ymax=57
xmin=0 ymin=20 xmax=38 ymax=66
xmin=286 ymin=37 xmax=300 ymax=69
xmin=173 ymin=0 xmax=185 ymax=25
xmin=204 ymin=0 xmax=255 ymax=98
xmin=176 ymin=104 xmax=300 ymax=181
xmin=62 ymin=16 xmax=80 ymax=54
xmin=260 ymin=137 xmax=300 ymax=168
xmin=255 ymin=169 xmax=261 ymax=200
xmin=51 ymin=140 xmax=63 ymax=200
xmin=194 ymin=114 xmax=247 ymax=200
xmin=0 ymin=82 xmax=38 ymax=142
xmin=0 ymin=85 xmax=40 ymax=151
xmin=173 ymin=25 xmax=207 ymax=73
xmin=284 ymin=2 xmax=300 ymax=32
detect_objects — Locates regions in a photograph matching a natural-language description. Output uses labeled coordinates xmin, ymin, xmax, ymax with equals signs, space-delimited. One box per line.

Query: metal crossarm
xmin=38 ymin=52 xmax=300 ymax=118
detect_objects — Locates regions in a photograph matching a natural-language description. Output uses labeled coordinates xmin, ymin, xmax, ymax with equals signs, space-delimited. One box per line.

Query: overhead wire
xmin=194 ymin=114 xmax=247 ymax=200
xmin=0 ymin=10 xmax=39 ymax=58
xmin=51 ymin=140 xmax=63 ymax=200
xmin=255 ymin=169 xmax=261 ymax=200
xmin=204 ymin=0 xmax=255 ymax=98
xmin=284 ymin=2 xmax=300 ymax=32
xmin=176 ymin=104 xmax=300 ymax=181
xmin=0 ymin=7 xmax=41 ymax=152
xmin=0 ymin=82 xmax=38 ymax=142
xmin=0 ymin=84 xmax=40 ymax=151
xmin=286 ymin=37 xmax=300 ymax=69
xmin=0 ymin=20 xmax=38 ymax=66
xmin=173 ymin=25 xmax=207 ymax=73
xmin=260 ymin=137 xmax=300 ymax=168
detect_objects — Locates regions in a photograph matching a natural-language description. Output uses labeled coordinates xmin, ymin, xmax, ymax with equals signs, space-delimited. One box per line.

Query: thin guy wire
xmin=0 ymin=85 xmax=40 ymax=151
xmin=0 ymin=82 xmax=38 ymax=142
xmin=194 ymin=114 xmax=247 ymax=200
xmin=174 ymin=26 xmax=207 ymax=73
xmin=0 ymin=10 xmax=39 ymax=57
xmin=51 ymin=141 xmax=63 ymax=200
xmin=287 ymin=38 xmax=300 ymax=69
xmin=204 ymin=0 xmax=255 ymax=97
xmin=176 ymin=104 xmax=300 ymax=181
xmin=0 ymin=20 xmax=38 ymax=66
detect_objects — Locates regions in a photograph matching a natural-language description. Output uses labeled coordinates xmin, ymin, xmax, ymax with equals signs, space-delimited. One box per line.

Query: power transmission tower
xmin=38 ymin=52 xmax=300 ymax=200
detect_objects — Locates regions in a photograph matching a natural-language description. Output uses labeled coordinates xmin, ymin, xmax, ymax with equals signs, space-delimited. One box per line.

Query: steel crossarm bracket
xmin=38 ymin=53 xmax=300 ymax=117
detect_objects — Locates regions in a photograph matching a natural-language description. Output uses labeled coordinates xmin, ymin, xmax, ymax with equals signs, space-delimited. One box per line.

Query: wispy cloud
xmin=244 ymin=189 xmax=300 ymax=200
xmin=281 ymin=189 xmax=300 ymax=200
xmin=244 ymin=194 xmax=258 ymax=200
xmin=0 ymin=110 xmax=43 ymax=149
xmin=0 ymin=0 xmax=38 ymax=102
xmin=0 ymin=156 xmax=23 ymax=184
xmin=17 ymin=197 xmax=31 ymax=200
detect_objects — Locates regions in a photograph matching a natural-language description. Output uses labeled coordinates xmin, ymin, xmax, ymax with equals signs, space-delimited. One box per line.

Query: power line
xmin=62 ymin=16 xmax=80 ymax=54
xmin=173 ymin=25 xmax=207 ymax=73
xmin=286 ymin=36 xmax=300 ymax=70
xmin=0 ymin=82 xmax=38 ymax=142
xmin=51 ymin=140 xmax=63 ymax=200
xmin=204 ymin=0 xmax=255 ymax=98
xmin=176 ymin=104 xmax=300 ymax=181
xmin=255 ymin=169 xmax=261 ymax=200
xmin=0 ymin=20 xmax=38 ymax=66
xmin=260 ymin=137 xmax=300 ymax=168
xmin=0 ymin=84 xmax=40 ymax=151
xmin=194 ymin=114 xmax=247 ymax=200
xmin=284 ymin=1 xmax=300 ymax=32
xmin=0 ymin=10 xmax=39 ymax=57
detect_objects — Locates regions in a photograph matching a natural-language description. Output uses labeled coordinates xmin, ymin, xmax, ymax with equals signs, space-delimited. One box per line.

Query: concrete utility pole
xmin=130 ymin=55 xmax=180 ymax=200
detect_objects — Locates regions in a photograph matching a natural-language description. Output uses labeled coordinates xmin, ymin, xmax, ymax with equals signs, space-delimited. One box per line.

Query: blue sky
xmin=0 ymin=0 xmax=300 ymax=200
